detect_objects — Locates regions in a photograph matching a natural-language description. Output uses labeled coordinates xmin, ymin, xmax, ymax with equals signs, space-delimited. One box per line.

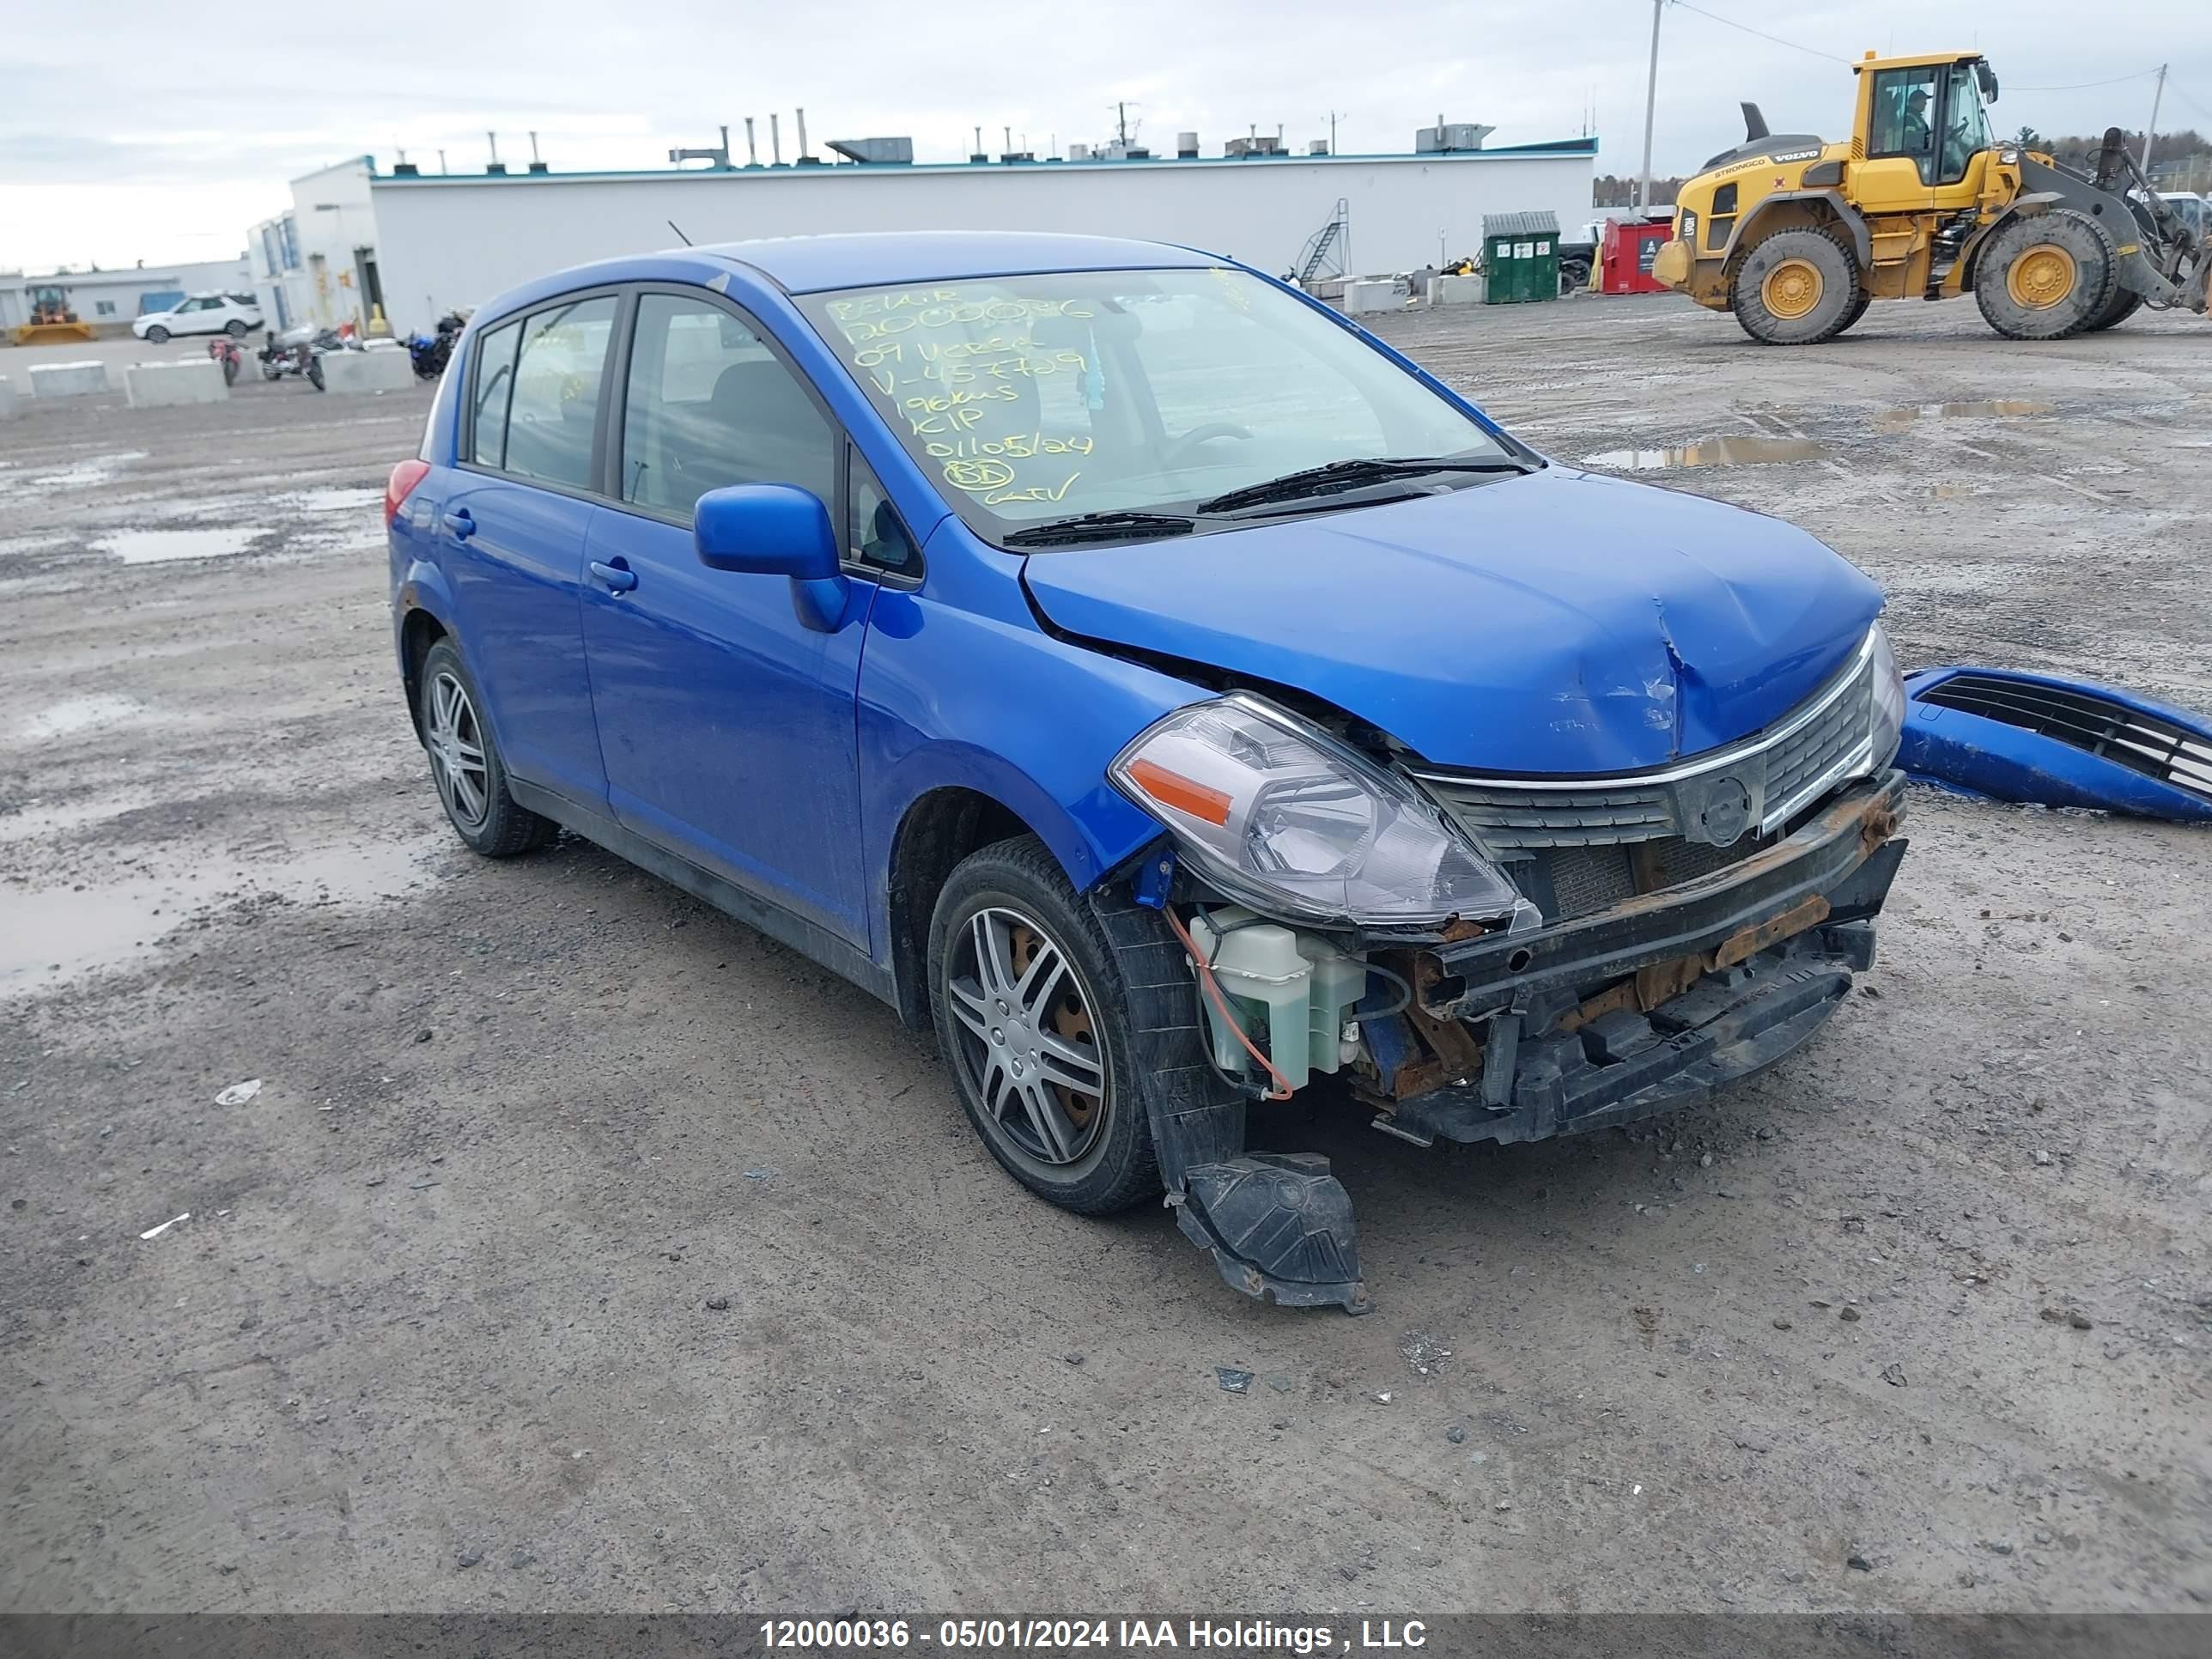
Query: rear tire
xmin=1832 ymin=289 xmax=1873 ymax=337
xmin=2081 ymin=286 xmax=2143 ymax=332
xmin=928 ymin=836 xmax=1163 ymax=1216
xmin=416 ymin=639 xmax=560 ymax=858
xmin=1974 ymin=209 xmax=2116 ymax=340
xmin=307 ymin=356 xmax=325 ymax=392
xmin=1730 ymin=227 xmax=1863 ymax=344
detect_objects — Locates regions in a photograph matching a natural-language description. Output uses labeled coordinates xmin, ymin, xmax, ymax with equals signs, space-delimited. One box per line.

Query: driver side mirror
xmin=693 ymin=483 xmax=852 ymax=634
xmin=694 ymin=483 xmax=840 ymax=580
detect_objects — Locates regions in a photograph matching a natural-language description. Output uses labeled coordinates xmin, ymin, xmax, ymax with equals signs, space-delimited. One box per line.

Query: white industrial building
xmin=249 ymin=155 xmax=380 ymax=336
xmin=1 ymin=256 xmax=255 ymax=334
xmin=252 ymin=131 xmax=1597 ymax=337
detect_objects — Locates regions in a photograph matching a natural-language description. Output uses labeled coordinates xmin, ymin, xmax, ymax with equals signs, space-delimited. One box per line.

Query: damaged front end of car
xmin=1110 ymin=624 xmax=1911 ymax=1316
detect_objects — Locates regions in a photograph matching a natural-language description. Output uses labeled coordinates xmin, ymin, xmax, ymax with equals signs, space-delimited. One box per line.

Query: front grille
xmin=1919 ymin=673 xmax=2212 ymax=804
xmin=1413 ymin=630 xmax=1880 ymax=857
xmin=1765 ymin=659 xmax=1874 ymax=824
xmin=1432 ymin=783 xmax=1674 ymax=849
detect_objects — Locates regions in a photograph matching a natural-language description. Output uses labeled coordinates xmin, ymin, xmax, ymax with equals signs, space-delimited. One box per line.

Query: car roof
xmin=700 ymin=231 xmax=1220 ymax=294
xmin=472 ymin=233 xmax=1227 ymax=330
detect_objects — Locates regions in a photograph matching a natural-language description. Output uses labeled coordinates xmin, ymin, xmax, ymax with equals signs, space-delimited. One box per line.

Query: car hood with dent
xmin=1020 ymin=466 xmax=1883 ymax=774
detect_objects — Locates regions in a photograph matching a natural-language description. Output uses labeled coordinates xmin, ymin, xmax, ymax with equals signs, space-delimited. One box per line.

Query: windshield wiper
xmin=1194 ymin=455 xmax=1534 ymax=516
xmin=1000 ymin=510 xmax=1202 ymax=548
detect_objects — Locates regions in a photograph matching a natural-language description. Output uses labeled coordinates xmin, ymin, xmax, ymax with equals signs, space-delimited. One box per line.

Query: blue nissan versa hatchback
xmin=387 ymin=232 xmax=1909 ymax=1313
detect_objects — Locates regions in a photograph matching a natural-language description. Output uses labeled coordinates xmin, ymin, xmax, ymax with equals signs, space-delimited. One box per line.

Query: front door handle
xmin=589 ymin=558 xmax=638 ymax=593
xmin=442 ymin=508 xmax=476 ymax=540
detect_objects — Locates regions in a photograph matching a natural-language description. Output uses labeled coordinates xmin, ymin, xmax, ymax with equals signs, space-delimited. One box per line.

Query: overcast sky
xmin=3 ymin=1 xmax=2206 ymax=272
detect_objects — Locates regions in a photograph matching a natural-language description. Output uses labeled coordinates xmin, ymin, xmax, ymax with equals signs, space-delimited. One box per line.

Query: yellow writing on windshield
xmin=826 ymin=283 xmax=1105 ymax=517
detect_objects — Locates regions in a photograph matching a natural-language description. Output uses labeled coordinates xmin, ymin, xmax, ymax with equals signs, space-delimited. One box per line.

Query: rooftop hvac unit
xmin=392 ymin=161 xmax=420 ymax=177
xmin=1177 ymin=131 xmax=1200 ymax=158
xmin=825 ymin=137 xmax=915 ymax=165
xmin=1308 ymin=140 xmax=1328 ymax=155
xmin=1068 ymin=143 xmax=1092 ymax=161
xmin=1415 ymin=120 xmax=1496 ymax=153
xmin=1225 ymin=135 xmax=1286 ymax=158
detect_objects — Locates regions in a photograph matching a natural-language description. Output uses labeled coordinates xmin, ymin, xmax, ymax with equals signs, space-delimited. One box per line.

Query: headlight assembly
xmin=1869 ymin=623 xmax=1905 ymax=768
xmin=1109 ymin=695 xmax=1527 ymax=928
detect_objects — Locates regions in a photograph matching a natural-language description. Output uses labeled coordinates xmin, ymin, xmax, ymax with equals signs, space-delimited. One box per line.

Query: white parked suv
xmin=133 ymin=293 xmax=264 ymax=343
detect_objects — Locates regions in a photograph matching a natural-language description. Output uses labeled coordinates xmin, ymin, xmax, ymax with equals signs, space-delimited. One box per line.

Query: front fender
xmin=858 ymin=564 xmax=1198 ymax=902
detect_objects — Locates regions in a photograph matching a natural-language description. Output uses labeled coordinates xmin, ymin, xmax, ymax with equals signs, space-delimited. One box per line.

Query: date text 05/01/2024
xmin=759 ymin=1619 xmax=1431 ymax=1652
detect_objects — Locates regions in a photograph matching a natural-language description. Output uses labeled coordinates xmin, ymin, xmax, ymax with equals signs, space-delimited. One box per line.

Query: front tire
xmin=929 ymin=836 xmax=1161 ymax=1215
xmin=224 ymin=319 xmax=249 ymax=338
xmin=1730 ymin=227 xmax=1863 ymax=344
xmin=145 ymin=325 xmax=169 ymax=344
xmin=2081 ymin=286 xmax=2143 ymax=333
xmin=1975 ymin=209 xmax=2116 ymax=340
xmin=416 ymin=639 xmax=559 ymax=857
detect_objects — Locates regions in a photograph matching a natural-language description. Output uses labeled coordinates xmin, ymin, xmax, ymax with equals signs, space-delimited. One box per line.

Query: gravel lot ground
xmin=2 ymin=295 xmax=2208 ymax=1618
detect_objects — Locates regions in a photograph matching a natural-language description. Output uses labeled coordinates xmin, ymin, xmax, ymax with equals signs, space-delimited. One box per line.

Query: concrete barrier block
xmin=0 ymin=376 xmax=18 ymax=421
xmin=319 ymin=347 xmax=416 ymax=395
xmin=125 ymin=358 xmax=230 ymax=409
xmin=1343 ymin=279 xmax=1401 ymax=315
xmin=1433 ymin=273 xmax=1486 ymax=306
xmin=29 ymin=362 xmax=111 ymax=398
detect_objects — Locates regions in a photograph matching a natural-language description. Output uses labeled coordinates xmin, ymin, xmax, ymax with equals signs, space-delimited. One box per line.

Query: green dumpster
xmin=1482 ymin=210 xmax=1561 ymax=304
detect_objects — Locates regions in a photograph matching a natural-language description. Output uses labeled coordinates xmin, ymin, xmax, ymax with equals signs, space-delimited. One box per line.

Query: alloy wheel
xmin=945 ymin=907 xmax=1110 ymax=1166
xmin=427 ymin=671 xmax=490 ymax=830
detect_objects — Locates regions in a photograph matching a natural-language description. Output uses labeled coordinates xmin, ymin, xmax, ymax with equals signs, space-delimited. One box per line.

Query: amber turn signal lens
xmin=1127 ymin=757 xmax=1233 ymax=826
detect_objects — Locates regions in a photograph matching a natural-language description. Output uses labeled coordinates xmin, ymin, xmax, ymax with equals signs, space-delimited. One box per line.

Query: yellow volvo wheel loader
xmin=1652 ymin=52 xmax=2209 ymax=343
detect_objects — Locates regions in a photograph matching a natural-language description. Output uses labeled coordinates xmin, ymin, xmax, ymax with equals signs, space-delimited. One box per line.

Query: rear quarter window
xmin=470 ymin=319 xmax=522 ymax=469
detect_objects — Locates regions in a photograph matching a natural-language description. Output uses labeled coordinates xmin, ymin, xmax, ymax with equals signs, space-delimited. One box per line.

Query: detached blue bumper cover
xmin=1898 ymin=666 xmax=2212 ymax=823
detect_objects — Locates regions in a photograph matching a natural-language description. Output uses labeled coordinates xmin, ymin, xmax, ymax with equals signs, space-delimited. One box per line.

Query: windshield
xmin=796 ymin=267 xmax=1511 ymax=544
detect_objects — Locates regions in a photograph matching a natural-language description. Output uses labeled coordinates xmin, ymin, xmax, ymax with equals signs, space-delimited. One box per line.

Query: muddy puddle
xmin=1877 ymin=399 xmax=2055 ymax=429
xmin=1 ymin=832 xmax=446 ymax=994
xmin=97 ymin=528 xmax=257 ymax=565
xmin=1582 ymin=435 xmax=1829 ymax=471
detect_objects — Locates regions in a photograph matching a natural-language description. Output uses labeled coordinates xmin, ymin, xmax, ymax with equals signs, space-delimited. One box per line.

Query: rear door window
xmin=617 ymin=293 xmax=837 ymax=521
xmin=502 ymin=296 xmax=617 ymax=490
xmin=470 ymin=319 xmax=521 ymax=468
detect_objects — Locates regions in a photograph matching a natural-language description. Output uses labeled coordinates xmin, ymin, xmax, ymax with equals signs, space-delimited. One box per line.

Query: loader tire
xmin=1730 ymin=228 xmax=1863 ymax=345
xmin=2082 ymin=286 xmax=2143 ymax=332
xmin=1975 ymin=210 xmax=2116 ymax=340
xmin=1833 ymin=289 xmax=1873 ymax=337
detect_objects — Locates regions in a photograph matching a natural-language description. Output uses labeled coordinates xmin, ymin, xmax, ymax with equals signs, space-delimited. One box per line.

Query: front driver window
xmin=620 ymin=294 xmax=837 ymax=522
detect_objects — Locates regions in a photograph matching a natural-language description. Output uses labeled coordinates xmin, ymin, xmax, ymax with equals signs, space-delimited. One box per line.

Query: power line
xmin=1668 ymin=2 xmax=1850 ymax=67
xmin=2011 ymin=68 xmax=2162 ymax=92
xmin=2165 ymin=79 xmax=2211 ymax=125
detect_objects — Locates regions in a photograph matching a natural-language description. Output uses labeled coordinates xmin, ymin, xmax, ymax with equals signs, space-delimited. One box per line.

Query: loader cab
xmin=1853 ymin=52 xmax=1998 ymax=211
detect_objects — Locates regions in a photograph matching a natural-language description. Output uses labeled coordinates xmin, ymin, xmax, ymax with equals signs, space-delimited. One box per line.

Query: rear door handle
xmin=589 ymin=558 xmax=638 ymax=592
xmin=442 ymin=509 xmax=476 ymax=540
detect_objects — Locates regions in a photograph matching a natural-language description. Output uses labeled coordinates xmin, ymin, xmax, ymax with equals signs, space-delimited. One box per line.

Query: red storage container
xmin=1601 ymin=219 xmax=1673 ymax=295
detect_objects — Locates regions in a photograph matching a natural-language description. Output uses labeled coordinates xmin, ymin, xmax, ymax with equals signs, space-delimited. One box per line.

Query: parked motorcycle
xmin=206 ymin=336 xmax=243 ymax=386
xmin=258 ymin=325 xmax=359 ymax=392
xmin=405 ymin=310 xmax=470 ymax=380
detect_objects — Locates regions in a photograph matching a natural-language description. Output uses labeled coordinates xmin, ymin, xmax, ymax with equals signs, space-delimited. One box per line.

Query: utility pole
xmin=1324 ymin=110 xmax=1346 ymax=154
xmin=2141 ymin=63 xmax=2167 ymax=174
xmin=1638 ymin=0 xmax=1666 ymax=212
